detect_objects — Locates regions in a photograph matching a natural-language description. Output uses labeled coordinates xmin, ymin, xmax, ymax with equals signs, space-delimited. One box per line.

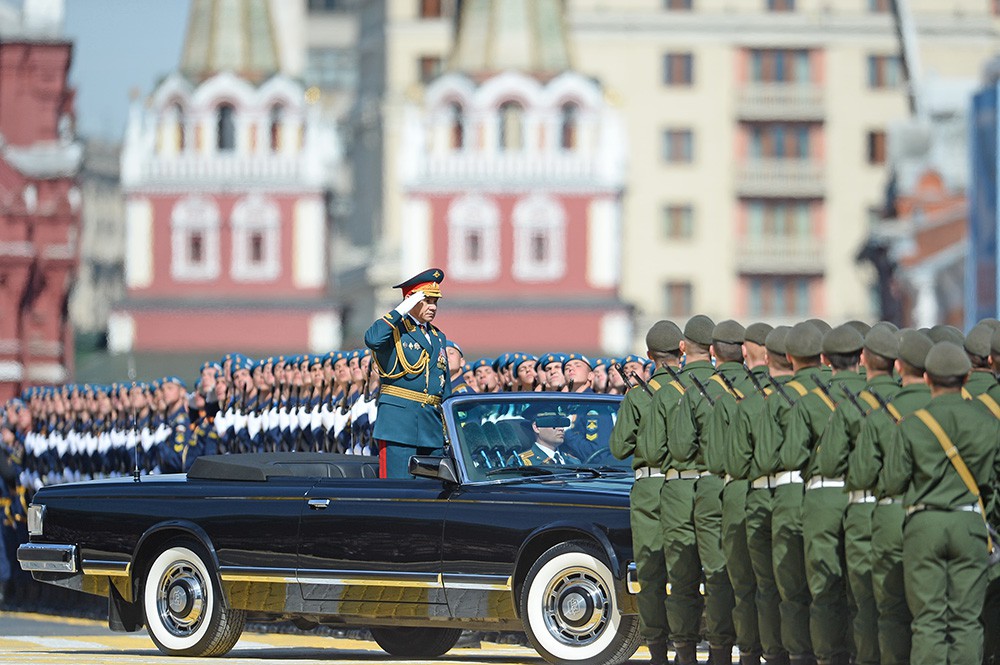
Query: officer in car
xmin=511 ymin=408 xmax=580 ymax=466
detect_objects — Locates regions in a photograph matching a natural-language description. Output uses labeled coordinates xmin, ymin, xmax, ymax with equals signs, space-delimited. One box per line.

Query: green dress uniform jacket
xmin=883 ymin=393 xmax=1000 ymax=665
xmin=964 ymin=370 xmax=998 ymax=398
xmin=364 ymin=310 xmax=451 ymax=450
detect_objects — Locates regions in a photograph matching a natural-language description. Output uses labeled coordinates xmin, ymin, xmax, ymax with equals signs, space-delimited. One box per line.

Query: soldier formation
xmin=610 ymin=316 xmax=1000 ymax=665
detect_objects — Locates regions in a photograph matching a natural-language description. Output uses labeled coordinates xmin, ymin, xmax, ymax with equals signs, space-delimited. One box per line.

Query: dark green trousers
xmin=631 ymin=476 xmax=670 ymax=644
xmin=843 ymin=502 xmax=878 ymax=665
xmin=722 ymin=480 xmax=760 ymax=654
xmin=772 ymin=482 xmax=812 ymax=657
xmin=904 ymin=510 xmax=987 ymax=665
xmin=745 ymin=487 xmax=784 ymax=658
xmin=802 ymin=486 xmax=850 ymax=661
xmin=661 ymin=476 xmax=735 ymax=646
xmin=870 ymin=503 xmax=909 ymax=665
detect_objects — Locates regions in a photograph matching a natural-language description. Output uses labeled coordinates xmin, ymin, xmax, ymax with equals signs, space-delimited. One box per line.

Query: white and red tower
xmin=113 ymin=0 xmax=341 ymax=356
xmin=399 ymin=0 xmax=630 ymax=356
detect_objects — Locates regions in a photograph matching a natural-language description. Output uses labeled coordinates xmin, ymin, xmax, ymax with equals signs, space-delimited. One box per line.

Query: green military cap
xmin=992 ymin=328 xmax=1000 ymax=356
xmin=898 ymin=329 xmax=933 ymax=370
xmin=978 ymin=318 xmax=1000 ymax=332
xmin=645 ymin=320 xmax=682 ymax=353
xmin=846 ymin=320 xmax=871 ymax=336
xmin=876 ymin=320 xmax=900 ymax=332
xmin=807 ymin=318 xmax=832 ymax=335
xmin=713 ymin=319 xmax=745 ymax=344
xmin=822 ymin=324 xmax=864 ymax=354
xmin=684 ymin=314 xmax=716 ymax=346
xmin=745 ymin=322 xmax=773 ymax=346
xmin=864 ymin=323 xmax=899 ymax=359
xmin=765 ymin=325 xmax=791 ymax=356
xmin=963 ymin=322 xmax=993 ymax=358
xmin=786 ymin=322 xmax=823 ymax=357
xmin=925 ymin=341 xmax=972 ymax=378
xmin=928 ymin=324 xmax=964 ymax=345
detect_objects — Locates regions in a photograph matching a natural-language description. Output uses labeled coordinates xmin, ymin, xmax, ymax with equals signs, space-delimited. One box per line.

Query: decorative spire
xmin=180 ymin=0 xmax=280 ymax=85
xmin=449 ymin=0 xmax=571 ymax=78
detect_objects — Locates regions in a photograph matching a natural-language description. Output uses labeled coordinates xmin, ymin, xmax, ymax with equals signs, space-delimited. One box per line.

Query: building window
xmin=308 ymin=0 xmax=348 ymax=10
xmin=173 ymin=103 xmax=186 ymax=152
xmin=171 ymin=196 xmax=220 ymax=281
xmin=867 ymin=130 xmax=887 ymax=164
xmin=269 ymin=104 xmax=284 ymax=152
xmin=513 ymin=194 xmax=566 ymax=282
xmin=662 ymin=129 xmax=694 ymax=163
xmin=304 ymin=48 xmax=358 ymax=90
xmin=420 ymin=0 xmax=442 ymax=18
xmin=747 ymin=276 xmax=812 ymax=317
xmin=746 ymin=200 xmax=811 ymax=239
xmin=231 ymin=194 xmax=281 ymax=282
xmin=498 ymin=101 xmax=525 ymax=151
xmin=450 ymin=102 xmax=464 ymax=150
xmin=868 ymin=0 xmax=890 ymax=11
xmin=664 ymin=0 xmax=693 ymax=9
xmin=663 ymin=53 xmax=694 ymax=86
xmin=418 ymin=56 xmax=443 ymax=84
xmin=664 ymin=281 xmax=693 ymax=317
xmin=217 ymin=103 xmax=236 ymax=152
xmin=867 ymin=55 xmax=903 ymax=89
xmin=749 ymin=49 xmax=810 ymax=83
xmin=560 ymin=103 xmax=578 ymax=150
xmin=748 ymin=123 xmax=811 ymax=159
xmin=448 ymin=195 xmax=500 ymax=281
xmin=663 ymin=205 xmax=694 ymax=239
xmin=767 ymin=0 xmax=795 ymax=10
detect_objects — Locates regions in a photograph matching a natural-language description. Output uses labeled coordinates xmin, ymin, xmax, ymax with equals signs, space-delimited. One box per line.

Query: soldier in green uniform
xmin=883 ymin=342 xmax=1000 ymax=665
xmin=609 ymin=320 xmax=683 ymax=665
xmin=815 ymin=324 xmax=900 ymax=665
xmin=784 ymin=324 xmax=865 ymax=665
xmin=963 ymin=322 xmax=999 ymax=401
xmin=849 ymin=330 xmax=932 ymax=665
xmin=986 ymin=327 xmax=1000 ymax=413
xmin=658 ymin=315 xmax=738 ymax=665
xmin=732 ymin=325 xmax=790 ymax=665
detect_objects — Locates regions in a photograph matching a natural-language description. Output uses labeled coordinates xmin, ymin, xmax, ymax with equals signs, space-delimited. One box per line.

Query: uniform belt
xmin=724 ymin=474 xmax=734 ymax=485
xmin=380 ymin=385 xmax=442 ymax=406
xmin=848 ymin=489 xmax=876 ymax=504
xmin=750 ymin=470 xmax=803 ymax=489
xmin=664 ymin=468 xmax=702 ymax=481
xmin=877 ymin=496 xmax=902 ymax=506
xmin=805 ymin=476 xmax=845 ymax=491
xmin=635 ymin=467 xmax=665 ymax=480
xmin=906 ymin=502 xmax=981 ymax=516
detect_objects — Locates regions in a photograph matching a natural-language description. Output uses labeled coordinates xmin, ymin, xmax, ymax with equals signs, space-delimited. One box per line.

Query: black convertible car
xmin=18 ymin=393 xmax=640 ymax=665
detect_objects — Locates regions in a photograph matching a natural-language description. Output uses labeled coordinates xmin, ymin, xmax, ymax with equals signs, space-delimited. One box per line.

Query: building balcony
xmin=410 ymin=152 xmax=622 ymax=190
xmin=131 ymin=154 xmax=323 ymax=189
xmin=735 ymin=159 xmax=825 ymax=198
xmin=736 ymin=83 xmax=825 ymax=121
xmin=735 ymin=237 xmax=824 ymax=274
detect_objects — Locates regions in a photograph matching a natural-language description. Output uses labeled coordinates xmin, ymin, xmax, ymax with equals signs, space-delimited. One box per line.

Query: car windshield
xmin=448 ymin=395 xmax=630 ymax=483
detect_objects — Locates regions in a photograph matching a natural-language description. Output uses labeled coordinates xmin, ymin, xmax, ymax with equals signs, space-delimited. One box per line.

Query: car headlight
xmin=27 ymin=504 xmax=44 ymax=537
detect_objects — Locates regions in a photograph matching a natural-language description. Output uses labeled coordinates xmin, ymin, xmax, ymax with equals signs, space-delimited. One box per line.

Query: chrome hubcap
xmin=157 ymin=560 xmax=206 ymax=637
xmin=542 ymin=566 xmax=610 ymax=646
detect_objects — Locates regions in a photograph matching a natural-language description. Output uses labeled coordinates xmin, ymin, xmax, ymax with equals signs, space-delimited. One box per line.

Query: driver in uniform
xmin=511 ymin=408 xmax=580 ymax=466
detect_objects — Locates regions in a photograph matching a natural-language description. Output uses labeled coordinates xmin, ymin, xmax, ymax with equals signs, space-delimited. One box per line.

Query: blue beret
xmin=473 ymin=357 xmax=493 ymax=370
xmin=162 ymin=376 xmax=187 ymax=390
xmin=564 ymin=353 xmax=592 ymax=369
xmin=512 ymin=353 xmax=537 ymax=374
xmin=446 ymin=340 xmax=463 ymax=356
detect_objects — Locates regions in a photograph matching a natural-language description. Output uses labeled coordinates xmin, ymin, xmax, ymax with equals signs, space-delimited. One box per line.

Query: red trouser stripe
xmin=377 ymin=439 xmax=387 ymax=479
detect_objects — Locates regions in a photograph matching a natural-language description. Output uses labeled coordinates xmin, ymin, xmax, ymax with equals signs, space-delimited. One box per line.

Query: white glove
xmin=247 ymin=413 xmax=261 ymax=440
xmin=333 ymin=409 xmax=350 ymax=437
xmin=297 ymin=406 xmax=311 ymax=429
xmin=234 ymin=412 xmax=248 ymax=431
xmin=394 ymin=290 xmax=426 ymax=315
xmin=309 ymin=408 xmax=322 ymax=431
xmin=320 ymin=405 xmax=335 ymax=430
xmin=278 ymin=409 xmax=290 ymax=431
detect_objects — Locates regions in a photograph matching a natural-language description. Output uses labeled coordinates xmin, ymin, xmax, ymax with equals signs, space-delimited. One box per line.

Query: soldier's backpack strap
xmin=648 ymin=379 xmax=661 ymax=392
xmin=786 ymin=380 xmax=808 ymax=397
xmin=810 ymin=388 xmax=836 ymax=412
xmin=913 ymin=408 xmax=993 ymax=554
xmin=977 ymin=393 xmax=1000 ymax=420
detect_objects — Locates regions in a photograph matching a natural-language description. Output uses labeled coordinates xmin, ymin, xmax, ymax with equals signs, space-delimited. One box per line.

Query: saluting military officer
xmin=609 ymin=320 xmax=683 ymax=665
xmin=883 ymin=342 xmax=1000 ymax=665
xmin=364 ymin=268 xmax=451 ymax=479
xmin=849 ymin=329 xmax=933 ymax=665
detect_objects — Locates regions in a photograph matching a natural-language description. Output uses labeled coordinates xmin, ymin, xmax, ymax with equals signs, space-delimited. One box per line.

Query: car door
xmin=296 ymin=476 xmax=452 ymax=617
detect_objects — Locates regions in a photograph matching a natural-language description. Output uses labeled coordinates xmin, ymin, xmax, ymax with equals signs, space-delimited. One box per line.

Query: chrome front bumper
xmin=18 ymin=543 xmax=78 ymax=573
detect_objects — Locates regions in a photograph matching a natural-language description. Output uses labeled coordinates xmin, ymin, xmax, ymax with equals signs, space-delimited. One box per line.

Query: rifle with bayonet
xmin=860 ymin=387 xmax=900 ymax=424
xmin=613 ymin=362 xmax=652 ymax=397
xmin=713 ymin=370 xmax=742 ymax=400
xmin=766 ymin=375 xmax=796 ymax=406
xmin=810 ymin=375 xmax=867 ymax=417
xmin=742 ymin=366 xmax=769 ymax=397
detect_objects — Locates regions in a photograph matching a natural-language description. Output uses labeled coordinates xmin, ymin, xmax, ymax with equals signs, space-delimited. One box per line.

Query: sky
xmin=64 ymin=0 xmax=192 ymax=142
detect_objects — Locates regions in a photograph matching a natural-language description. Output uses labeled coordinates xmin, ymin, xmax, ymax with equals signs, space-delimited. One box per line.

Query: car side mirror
xmin=409 ymin=456 xmax=459 ymax=484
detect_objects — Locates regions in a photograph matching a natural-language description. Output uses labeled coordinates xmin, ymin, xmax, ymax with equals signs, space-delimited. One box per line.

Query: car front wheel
xmin=142 ymin=541 xmax=245 ymax=657
xmin=370 ymin=626 xmax=463 ymax=657
xmin=520 ymin=541 xmax=640 ymax=665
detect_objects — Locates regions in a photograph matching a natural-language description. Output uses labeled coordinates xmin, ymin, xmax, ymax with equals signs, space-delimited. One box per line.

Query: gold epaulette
xmin=786 ymin=380 xmax=808 ymax=397
xmin=859 ymin=391 xmax=880 ymax=412
xmin=811 ymin=387 xmax=836 ymax=412
xmin=962 ymin=387 xmax=972 ymax=400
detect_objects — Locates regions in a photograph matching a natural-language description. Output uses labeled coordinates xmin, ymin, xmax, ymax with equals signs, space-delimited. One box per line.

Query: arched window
xmin=450 ymin=102 xmax=464 ymax=150
xmin=269 ymin=104 xmax=284 ymax=152
xmin=173 ymin=103 xmax=186 ymax=152
xmin=498 ymin=101 xmax=524 ymax=151
xmin=217 ymin=103 xmax=236 ymax=152
xmin=560 ymin=102 xmax=578 ymax=150
xmin=231 ymin=194 xmax=281 ymax=281
xmin=512 ymin=194 xmax=566 ymax=282
xmin=171 ymin=196 xmax=221 ymax=281
xmin=448 ymin=195 xmax=500 ymax=281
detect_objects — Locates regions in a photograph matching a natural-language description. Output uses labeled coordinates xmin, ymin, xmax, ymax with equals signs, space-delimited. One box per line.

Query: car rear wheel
xmin=370 ymin=626 xmax=463 ymax=657
xmin=141 ymin=541 xmax=245 ymax=657
xmin=520 ymin=541 xmax=641 ymax=665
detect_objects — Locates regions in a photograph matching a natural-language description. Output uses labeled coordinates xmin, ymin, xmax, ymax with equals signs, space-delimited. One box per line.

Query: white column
xmin=911 ymin=269 xmax=939 ymax=328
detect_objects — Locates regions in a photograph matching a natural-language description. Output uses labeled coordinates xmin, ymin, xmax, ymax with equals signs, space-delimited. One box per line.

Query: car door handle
xmin=307 ymin=499 xmax=330 ymax=510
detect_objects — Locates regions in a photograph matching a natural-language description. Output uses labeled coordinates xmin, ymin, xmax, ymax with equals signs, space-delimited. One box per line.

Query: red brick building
xmin=0 ymin=3 xmax=82 ymax=400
